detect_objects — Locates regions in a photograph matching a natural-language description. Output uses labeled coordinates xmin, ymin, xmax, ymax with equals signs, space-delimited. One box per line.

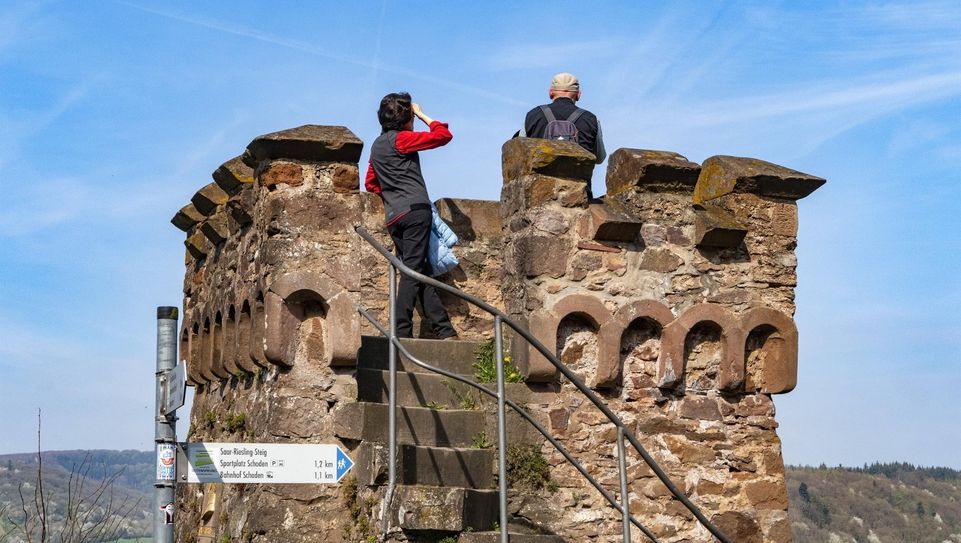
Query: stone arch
xmin=683 ymin=321 xmax=724 ymax=393
xmin=524 ymin=294 xmax=616 ymax=386
xmin=249 ymin=291 xmax=269 ymax=369
xmin=199 ymin=315 xmax=216 ymax=382
xmin=221 ymin=304 xmax=239 ymax=377
xmin=659 ymin=304 xmax=743 ymax=393
xmin=184 ymin=318 xmax=203 ymax=385
xmin=611 ymin=300 xmax=675 ymax=394
xmin=556 ymin=312 xmax=601 ymax=387
xmin=235 ymin=299 xmax=260 ymax=373
xmin=209 ymin=310 xmax=230 ymax=379
xmin=264 ymin=270 xmax=360 ymax=367
xmin=738 ymin=307 xmax=798 ymax=394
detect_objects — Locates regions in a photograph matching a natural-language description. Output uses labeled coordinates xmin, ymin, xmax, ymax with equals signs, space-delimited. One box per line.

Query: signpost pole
xmin=155 ymin=306 xmax=179 ymax=543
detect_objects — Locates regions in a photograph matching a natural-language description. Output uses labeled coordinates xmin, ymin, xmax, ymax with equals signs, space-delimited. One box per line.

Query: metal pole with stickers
xmin=155 ymin=307 xmax=185 ymax=542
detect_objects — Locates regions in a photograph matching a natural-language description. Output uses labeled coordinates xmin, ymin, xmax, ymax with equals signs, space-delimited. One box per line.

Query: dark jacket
xmin=366 ymin=121 xmax=453 ymax=224
xmin=523 ymin=97 xmax=606 ymax=163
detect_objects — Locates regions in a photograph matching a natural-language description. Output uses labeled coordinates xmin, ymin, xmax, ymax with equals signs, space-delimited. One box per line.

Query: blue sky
xmin=0 ymin=1 xmax=958 ymax=468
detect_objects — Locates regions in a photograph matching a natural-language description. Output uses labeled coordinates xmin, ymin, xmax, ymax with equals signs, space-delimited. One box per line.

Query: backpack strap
xmin=566 ymin=108 xmax=584 ymax=124
xmin=540 ymin=105 xmax=557 ymax=123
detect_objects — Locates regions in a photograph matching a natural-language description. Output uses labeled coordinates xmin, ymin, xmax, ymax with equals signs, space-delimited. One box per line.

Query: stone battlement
xmin=171 ymin=124 xmax=823 ymax=543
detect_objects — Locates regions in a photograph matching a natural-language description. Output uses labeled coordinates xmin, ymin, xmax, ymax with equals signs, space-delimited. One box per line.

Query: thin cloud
xmin=117 ymin=2 xmax=526 ymax=106
xmin=684 ymin=70 xmax=961 ymax=124
xmin=484 ymin=39 xmax=625 ymax=71
xmin=0 ymin=75 xmax=101 ymax=171
xmin=862 ymin=0 xmax=961 ymax=31
xmin=626 ymin=69 xmax=961 ymax=155
xmin=0 ymin=178 xmax=90 ymax=237
xmin=0 ymin=1 xmax=45 ymax=57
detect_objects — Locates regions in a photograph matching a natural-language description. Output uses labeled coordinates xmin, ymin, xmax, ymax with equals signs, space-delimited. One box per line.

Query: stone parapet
xmin=170 ymin=126 xmax=823 ymax=543
xmin=605 ymin=148 xmax=701 ymax=196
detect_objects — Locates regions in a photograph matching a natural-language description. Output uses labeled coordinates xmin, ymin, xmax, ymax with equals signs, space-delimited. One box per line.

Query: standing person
xmin=521 ymin=72 xmax=606 ymax=199
xmin=365 ymin=92 xmax=457 ymax=340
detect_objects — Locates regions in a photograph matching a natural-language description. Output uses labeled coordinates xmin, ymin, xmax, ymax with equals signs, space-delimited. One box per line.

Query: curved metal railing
xmin=354 ymin=225 xmax=732 ymax=543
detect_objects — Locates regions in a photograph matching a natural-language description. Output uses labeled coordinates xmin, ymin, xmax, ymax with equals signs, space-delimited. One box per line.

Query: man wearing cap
xmin=521 ymin=72 xmax=606 ymax=197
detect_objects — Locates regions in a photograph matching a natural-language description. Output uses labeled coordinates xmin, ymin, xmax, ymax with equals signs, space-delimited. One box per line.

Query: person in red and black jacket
xmin=365 ymin=92 xmax=457 ymax=339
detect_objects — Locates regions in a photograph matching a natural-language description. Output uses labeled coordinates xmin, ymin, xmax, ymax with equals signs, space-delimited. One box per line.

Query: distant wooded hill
xmin=787 ymin=463 xmax=961 ymax=543
xmin=2 ymin=451 xmax=959 ymax=543
xmin=0 ymin=450 xmax=152 ymax=542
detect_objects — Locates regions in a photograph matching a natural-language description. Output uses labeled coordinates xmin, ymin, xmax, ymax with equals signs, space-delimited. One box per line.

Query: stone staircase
xmin=335 ymin=336 xmax=566 ymax=542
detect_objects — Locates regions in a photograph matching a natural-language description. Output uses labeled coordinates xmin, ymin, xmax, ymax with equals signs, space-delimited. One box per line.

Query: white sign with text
xmin=182 ymin=443 xmax=353 ymax=484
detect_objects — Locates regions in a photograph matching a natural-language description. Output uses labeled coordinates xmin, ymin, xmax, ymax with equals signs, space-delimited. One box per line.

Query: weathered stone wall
xmin=171 ymin=125 xmax=514 ymax=542
xmin=170 ymin=124 xmax=823 ymax=543
xmin=497 ymin=141 xmax=822 ymax=542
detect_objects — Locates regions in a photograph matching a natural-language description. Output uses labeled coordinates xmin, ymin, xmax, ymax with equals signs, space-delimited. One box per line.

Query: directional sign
xmin=179 ymin=443 xmax=353 ymax=484
xmin=162 ymin=362 xmax=186 ymax=414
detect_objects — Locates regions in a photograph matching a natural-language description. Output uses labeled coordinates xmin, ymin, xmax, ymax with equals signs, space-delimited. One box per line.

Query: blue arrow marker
xmin=335 ymin=447 xmax=354 ymax=482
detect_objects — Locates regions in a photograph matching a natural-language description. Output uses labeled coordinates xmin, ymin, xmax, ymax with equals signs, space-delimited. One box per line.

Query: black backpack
xmin=540 ymin=105 xmax=584 ymax=142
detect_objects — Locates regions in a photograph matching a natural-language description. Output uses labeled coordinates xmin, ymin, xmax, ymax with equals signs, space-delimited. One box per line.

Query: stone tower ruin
xmin=170 ymin=124 xmax=824 ymax=542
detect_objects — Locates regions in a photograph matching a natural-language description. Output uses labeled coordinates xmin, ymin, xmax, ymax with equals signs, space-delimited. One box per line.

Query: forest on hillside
xmin=787 ymin=463 xmax=961 ymax=543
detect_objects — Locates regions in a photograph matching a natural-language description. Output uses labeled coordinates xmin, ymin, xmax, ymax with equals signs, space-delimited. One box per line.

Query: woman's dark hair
xmin=378 ymin=92 xmax=413 ymax=131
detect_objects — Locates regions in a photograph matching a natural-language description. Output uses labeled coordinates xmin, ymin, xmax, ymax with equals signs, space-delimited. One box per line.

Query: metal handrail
xmin=355 ymin=225 xmax=732 ymax=543
xmin=357 ymin=308 xmax=660 ymax=542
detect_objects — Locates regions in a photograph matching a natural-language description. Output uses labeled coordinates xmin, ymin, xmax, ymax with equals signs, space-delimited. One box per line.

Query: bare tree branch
xmin=35 ymin=410 xmax=46 ymax=543
xmin=8 ymin=411 xmax=139 ymax=543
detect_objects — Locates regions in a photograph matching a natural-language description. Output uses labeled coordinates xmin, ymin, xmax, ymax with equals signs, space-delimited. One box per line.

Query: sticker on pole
xmin=160 ymin=502 xmax=174 ymax=525
xmin=182 ymin=443 xmax=353 ymax=484
xmin=157 ymin=443 xmax=176 ymax=481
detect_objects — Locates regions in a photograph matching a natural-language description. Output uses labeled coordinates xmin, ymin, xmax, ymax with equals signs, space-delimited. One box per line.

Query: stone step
xmin=334 ymin=402 xmax=485 ymax=448
xmin=358 ymin=335 xmax=485 ymax=375
xmin=390 ymin=484 xmax=497 ymax=532
xmin=353 ymin=442 xmax=494 ymax=489
xmin=356 ymin=368 xmax=544 ymax=408
xmin=458 ymin=533 xmax=567 ymax=543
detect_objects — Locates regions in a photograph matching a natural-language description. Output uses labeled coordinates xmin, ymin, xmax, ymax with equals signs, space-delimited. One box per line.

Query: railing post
xmin=617 ymin=426 xmax=631 ymax=543
xmin=382 ymin=263 xmax=398 ymax=539
xmin=494 ymin=316 xmax=509 ymax=543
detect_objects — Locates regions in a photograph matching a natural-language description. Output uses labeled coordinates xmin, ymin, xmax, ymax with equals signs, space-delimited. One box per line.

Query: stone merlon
xmin=605 ymin=148 xmax=701 ymax=195
xmin=694 ymin=154 xmax=826 ymax=204
xmin=212 ymin=156 xmax=255 ymax=196
xmin=501 ymin=138 xmax=596 ymax=182
xmin=171 ymin=203 xmax=204 ymax=232
xmin=191 ymin=182 xmax=229 ymax=216
xmin=242 ymin=125 xmax=363 ymax=166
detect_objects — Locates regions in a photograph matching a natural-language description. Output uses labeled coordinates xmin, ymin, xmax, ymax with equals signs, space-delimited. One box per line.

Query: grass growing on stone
xmin=204 ymin=409 xmax=217 ymax=429
xmin=341 ymin=475 xmax=373 ymax=541
xmin=473 ymin=339 xmax=524 ymax=384
xmin=505 ymin=444 xmax=554 ymax=492
xmin=456 ymin=391 xmax=477 ymax=410
xmin=444 ymin=380 xmax=478 ymax=410
xmin=472 ymin=431 xmax=493 ymax=449
xmin=223 ymin=412 xmax=246 ymax=433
